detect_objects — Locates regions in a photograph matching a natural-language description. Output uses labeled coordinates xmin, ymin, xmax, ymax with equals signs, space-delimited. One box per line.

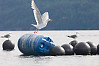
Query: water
xmin=0 ymin=30 xmax=99 ymax=66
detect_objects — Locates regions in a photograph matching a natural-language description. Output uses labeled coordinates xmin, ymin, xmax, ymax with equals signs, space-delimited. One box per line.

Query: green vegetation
xmin=0 ymin=0 xmax=99 ymax=30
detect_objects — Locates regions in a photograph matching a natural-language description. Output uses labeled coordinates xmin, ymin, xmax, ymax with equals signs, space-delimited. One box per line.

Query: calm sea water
xmin=0 ymin=30 xmax=99 ymax=66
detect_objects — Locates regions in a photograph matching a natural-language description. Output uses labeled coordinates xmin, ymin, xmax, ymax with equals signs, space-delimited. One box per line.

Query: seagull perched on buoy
xmin=1 ymin=33 xmax=12 ymax=40
xmin=67 ymin=32 xmax=79 ymax=39
xmin=31 ymin=0 xmax=52 ymax=33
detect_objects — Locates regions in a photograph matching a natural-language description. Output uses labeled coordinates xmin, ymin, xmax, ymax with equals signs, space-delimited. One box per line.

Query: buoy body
xmin=86 ymin=41 xmax=97 ymax=55
xmin=69 ymin=40 xmax=78 ymax=47
xmin=61 ymin=44 xmax=74 ymax=55
xmin=97 ymin=44 xmax=99 ymax=54
xmin=49 ymin=46 xmax=65 ymax=56
xmin=74 ymin=42 xmax=90 ymax=55
xmin=2 ymin=40 xmax=15 ymax=51
xmin=18 ymin=34 xmax=55 ymax=55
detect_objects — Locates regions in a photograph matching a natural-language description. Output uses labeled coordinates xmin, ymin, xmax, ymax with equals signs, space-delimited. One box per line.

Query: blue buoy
xmin=18 ymin=34 xmax=55 ymax=55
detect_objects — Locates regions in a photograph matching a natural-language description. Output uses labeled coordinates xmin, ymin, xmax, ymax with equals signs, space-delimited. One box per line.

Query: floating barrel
xmin=49 ymin=46 xmax=65 ymax=56
xmin=61 ymin=44 xmax=74 ymax=55
xmin=18 ymin=34 xmax=55 ymax=55
xmin=86 ymin=41 xmax=97 ymax=55
xmin=2 ymin=40 xmax=15 ymax=51
xmin=74 ymin=42 xmax=91 ymax=55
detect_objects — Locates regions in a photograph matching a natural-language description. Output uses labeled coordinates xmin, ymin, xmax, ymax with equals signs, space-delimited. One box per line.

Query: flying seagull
xmin=31 ymin=0 xmax=52 ymax=33
xmin=67 ymin=32 xmax=79 ymax=39
xmin=1 ymin=33 xmax=12 ymax=40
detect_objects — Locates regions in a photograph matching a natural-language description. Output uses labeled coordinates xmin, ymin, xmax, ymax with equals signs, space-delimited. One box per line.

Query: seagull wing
xmin=42 ymin=12 xmax=49 ymax=23
xmin=31 ymin=0 xmax=43 ymax=24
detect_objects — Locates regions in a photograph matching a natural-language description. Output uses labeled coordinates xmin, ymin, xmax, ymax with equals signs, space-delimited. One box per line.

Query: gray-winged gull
xmin=31 ymin=0 xmax=52 ymax=33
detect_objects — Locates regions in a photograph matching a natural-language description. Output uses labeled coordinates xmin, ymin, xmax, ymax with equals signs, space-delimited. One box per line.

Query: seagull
xmin=31 ymin=0 xmax=52 ymax=33
xmin=67 ymin=32 xmax=79 ymax=39
xmin=1 ymin=33 xmax=12 ymax=40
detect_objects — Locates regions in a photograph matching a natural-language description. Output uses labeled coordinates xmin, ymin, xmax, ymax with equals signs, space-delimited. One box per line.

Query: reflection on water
xmin=19 ymin=55 xmax=53 ymax=64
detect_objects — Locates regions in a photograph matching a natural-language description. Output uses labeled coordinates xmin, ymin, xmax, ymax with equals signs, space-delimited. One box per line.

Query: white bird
xmin=1 ymin=33 xmax=12 ymax=40
xmin=31 ymin=0 xmax=52 ymax=33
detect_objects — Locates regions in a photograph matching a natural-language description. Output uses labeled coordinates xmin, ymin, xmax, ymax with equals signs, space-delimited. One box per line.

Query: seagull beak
xmin=50 ymin=19 xmax=52 ymax=21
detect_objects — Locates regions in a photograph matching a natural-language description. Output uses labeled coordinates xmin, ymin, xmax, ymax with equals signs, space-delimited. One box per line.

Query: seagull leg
xmin=34 ymin=31 xmax=36 ymax=34
xmin=34 ymin=29 xmax=38 ymax=34
xmin=36 ymin=29 xmax=39 ymax=33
